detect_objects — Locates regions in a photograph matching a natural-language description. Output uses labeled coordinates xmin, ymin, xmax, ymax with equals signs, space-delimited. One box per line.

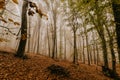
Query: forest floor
xmin=0 ymin=49 xmax=120 ymax=80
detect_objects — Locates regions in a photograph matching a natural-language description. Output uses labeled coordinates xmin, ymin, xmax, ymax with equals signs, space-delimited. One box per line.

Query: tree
xmin=66 ymin=0 xmax=79 ymax=64
xmin=16 ymin=0 xmax=47 ymax=58
xmin=89 ymin=0 xmax=109 ymax=69
xmin=83 ymin=18 xmax=90 ymax=65
xmin=111 ymin=0 xmax=120 ymax=63
xmin=15 ymin=0 xmax=28 ymax=57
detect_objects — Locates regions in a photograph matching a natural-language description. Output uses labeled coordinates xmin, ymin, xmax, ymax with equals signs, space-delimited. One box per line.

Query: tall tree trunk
xmin=112 ymin=0 xmax=120 ymax=63
xmin=59 ymin=26 xmax=62 ymax=59
xmin=105 ymin=24 xmax=116 ymax=73
xmin=52 ymin=26 xmax=56 ymax=59
xmin=78 ymin=36 xmax=82 ymax=61
xmin=73 ymin=31 xmax=78 ymax=64
xmin=89 ymin=45 xmax=93 ymax=64
xmin=47 ymin=24 xmax=51 ymax=57
xmin=92 ymin=31 xmax=97 ymax=64
xmin=96 ymin=42 xmax=100 ymax=65
xmin=64 ymin=27 xmax=66 ymax=60
xmin=85 ymin=28 xmax=90 ymax=65
xmin=100 ymin=36 xmax=108 ymax=67
xmin=90 ymin=0 xmax=109 ymax=68
xmin=52 ymin=10 xmax=57 ymax=59
xmin=55 ymin=35 xmax=57 ymax=58
xmin=37 ymin=17 xmax=41 ymax=54
xmin=27 ymin=16 xmax=31 ymax=53
xmin=16 ymin=1 xmax=28 ymax=57
xmin=82 ymin=35 xmax=85 ymax=63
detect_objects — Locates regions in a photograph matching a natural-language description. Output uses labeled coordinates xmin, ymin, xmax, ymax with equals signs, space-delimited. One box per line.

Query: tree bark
xmin=73 ymin=31 xmax=78 ymax=64
xmin=16 ymin=1 xmax=28 ymax=57
xmin=105 ymin=24 xmax=116 ymax=73
xmin=64 ymin=27 xmax=66 ymax=60
xmin=47 ymin=25 xmax=51 ymax=57
xmin=112 ymin=0 xmax=120 ymax=64
xmin=82 ymin=35 xmax=85 ymax=63
xmin=92 ymin=0 xmax=109 ymax=68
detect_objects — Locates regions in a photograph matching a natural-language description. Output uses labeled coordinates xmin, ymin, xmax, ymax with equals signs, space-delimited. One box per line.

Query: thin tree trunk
xmin=96 ymin=42 xmax=100 ymax=65
xmin=37 ymin=17 xmax=41 ymax=54
xmin=59 ymin=26 xmax=62 ymax=59
xmin=64 ymin=27 xmax=66 ymax=60
xmin=92 ymin=31 xmax=97 ymax=64
xmin=89 ymin=45 xmax=93 ymax=64
xmin=47 ymin=24 xmax=51 ymax=57
xmin=27 ymin=16 xmax=31 ymax=52
xmin=52 ymin=13 xmax=57 ymax=59
xmin=82 ymin=35 xmax=85 ymax=63
xmin=73 ymin=31 xmax=78 ymax=64
xmin=16 ymin=1 xmax=28 ymax=57
xmin=85 ymin=29 xmax=90 ymax=65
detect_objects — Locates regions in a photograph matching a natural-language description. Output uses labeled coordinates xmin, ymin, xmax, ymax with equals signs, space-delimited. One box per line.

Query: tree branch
xmin=0 ymin=25 xmax=16 ymax=36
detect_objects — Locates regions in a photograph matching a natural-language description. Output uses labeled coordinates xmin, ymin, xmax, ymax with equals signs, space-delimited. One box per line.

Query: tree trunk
xmin=91 ymin=0 xmax=109 ymax=68
xmin=64 ymin=27 xmax=66 ymax=60
xmin=52 ymin=27 xmax=56 ymax=59
xmin=89 ymin=45 xmax=93 ymax=64
xmin=101 ymin=37 xmax=109 ymax=68
xmin=37 ymin=17 xmax=41 ymax=54
xmin=47 ymin=25 xmax=51 ymax=57
xmin=92 ymin=31 xmax=97 ymax=64
xmin=96 ymin=42 xmax=100 ymax=65
xmin=82 ymin=35 xmax=85 ymax=63
xmin=27 ymin=16 xmax=31 ymax=53
xmin=59 ymin=26 xmax=62 ymax=59
xmin=109 ymin=38 xmax=116 ymax=72
xmin=52 ymin=10 xmax=57 ymax=59
xmin=16 ymin=1 xmax=28 ymax=57
xmin=112 ymin=0 xmax=120 ymax=64
xmin=73 ymin=31 xmax=78 ymax=64
xmin=105 ymin=24 xmax=116 ymax=73
xmin=85 ymin=29 xmax=90 ymax=65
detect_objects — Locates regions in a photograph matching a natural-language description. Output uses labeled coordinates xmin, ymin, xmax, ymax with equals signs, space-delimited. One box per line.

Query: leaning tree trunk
xmin=90 ymin=0 xmax=109 ymax=68
xmin=105 ymin=24 xmax=116 ymax=74
xmin=112 ymin=0 xmax=120 ymax=63
xmin=16 ymin=1 xmax=28 ymax=57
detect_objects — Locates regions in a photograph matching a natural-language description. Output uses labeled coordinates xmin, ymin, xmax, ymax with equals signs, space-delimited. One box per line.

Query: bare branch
xmin=0 ymin=25 xmax=16 ymax=36
xmin=5 ymin=9 xmax=20 ymax=18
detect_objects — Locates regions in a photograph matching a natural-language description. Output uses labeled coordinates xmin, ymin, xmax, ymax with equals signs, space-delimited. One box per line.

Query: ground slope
xmin=0 ymin=51 xmax=113 ymax=80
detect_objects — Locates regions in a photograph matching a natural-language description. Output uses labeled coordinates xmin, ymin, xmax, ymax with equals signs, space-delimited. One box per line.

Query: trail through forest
xmin=0 ymin=50 xmax=116 ymax=80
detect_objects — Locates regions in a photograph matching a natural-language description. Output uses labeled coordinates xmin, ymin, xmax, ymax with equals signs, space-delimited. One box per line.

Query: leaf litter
xmin=0 ymin=51 xmax=116 ymax=80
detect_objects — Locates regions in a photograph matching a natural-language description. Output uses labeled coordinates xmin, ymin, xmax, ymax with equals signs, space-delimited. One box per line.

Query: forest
xmin=0 ymin=0 xmax=120 ymax=80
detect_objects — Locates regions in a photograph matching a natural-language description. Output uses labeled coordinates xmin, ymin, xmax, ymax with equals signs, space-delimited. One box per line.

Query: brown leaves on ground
xmin=0 ymin=51 xmax=114 ymax=80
